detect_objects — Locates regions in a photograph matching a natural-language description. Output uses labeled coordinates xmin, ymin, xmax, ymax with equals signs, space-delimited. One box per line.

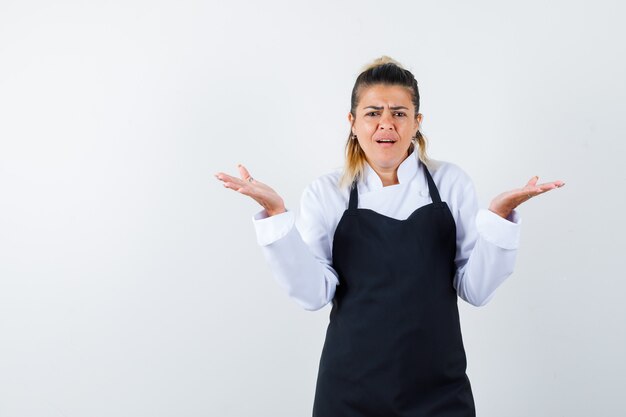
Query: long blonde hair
xmin=339 ymin=56 xmax=429 ymax=189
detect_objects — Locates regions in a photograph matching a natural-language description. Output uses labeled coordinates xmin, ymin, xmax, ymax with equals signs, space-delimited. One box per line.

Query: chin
xmin=371 ymin=155 xmax=404 ymax=169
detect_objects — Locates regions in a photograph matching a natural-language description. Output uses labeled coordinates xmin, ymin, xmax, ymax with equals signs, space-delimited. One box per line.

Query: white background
xmin=1 ymin=0 xmax=625 ymax=416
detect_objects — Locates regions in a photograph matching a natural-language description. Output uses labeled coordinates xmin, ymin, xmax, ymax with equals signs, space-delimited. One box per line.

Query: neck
xmin=369 ymin=151 xmax=411 ymax=187
xmin=374 ymin=167 xmax=399 ymax=187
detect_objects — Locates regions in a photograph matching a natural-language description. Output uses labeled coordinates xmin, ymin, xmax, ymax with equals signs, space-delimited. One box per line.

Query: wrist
xmin=488 ymin=207 xmax=512 ymax=219
xmin=488 ymin=201 xmax=512 ymax=219
xmin=266 ymin=207 xmax=287 ymax=217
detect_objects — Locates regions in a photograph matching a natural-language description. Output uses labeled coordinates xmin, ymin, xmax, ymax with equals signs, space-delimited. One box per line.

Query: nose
xmin=379 ymin=111 xmax=394 ymax=130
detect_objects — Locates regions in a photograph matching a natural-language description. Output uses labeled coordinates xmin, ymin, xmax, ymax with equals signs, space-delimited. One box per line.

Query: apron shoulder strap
xmin=422 ymin=163 xmax=442 ymax=204
xmin=348 ymin=180 xmax=359 ymax=213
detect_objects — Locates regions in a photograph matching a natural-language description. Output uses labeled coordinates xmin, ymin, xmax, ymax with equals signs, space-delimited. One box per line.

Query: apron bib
xmin=312 ymin=163 xmax=476 ymax=417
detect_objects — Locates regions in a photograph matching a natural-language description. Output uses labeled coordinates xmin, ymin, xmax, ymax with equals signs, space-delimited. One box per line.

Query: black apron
xmin=312 ymin=163 xmax=476 ymax=417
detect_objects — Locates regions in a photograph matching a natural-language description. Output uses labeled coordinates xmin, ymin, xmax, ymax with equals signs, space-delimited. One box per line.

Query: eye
xmin=365 ymin=111 xmax=379 ymax=117
xmin=394 ymin=112 xmax=407 ymax=117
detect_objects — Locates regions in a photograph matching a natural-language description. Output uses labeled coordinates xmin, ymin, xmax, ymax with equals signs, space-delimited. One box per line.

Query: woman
xmin=215 ymin=57 xmax=564 ymax=416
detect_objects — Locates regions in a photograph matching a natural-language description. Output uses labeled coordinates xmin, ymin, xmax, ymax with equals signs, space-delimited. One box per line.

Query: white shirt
xmin=252 ymin=151 xmax=522 ymax=311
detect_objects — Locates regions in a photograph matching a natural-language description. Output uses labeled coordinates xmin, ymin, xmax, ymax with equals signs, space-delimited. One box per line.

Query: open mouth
xmin=375 ymin=139 xmax=397 ymax=145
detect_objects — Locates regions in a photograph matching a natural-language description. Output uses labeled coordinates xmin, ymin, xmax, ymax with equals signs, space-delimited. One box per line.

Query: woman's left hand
xmin=489 ymin=176 xmax=565 ymax=219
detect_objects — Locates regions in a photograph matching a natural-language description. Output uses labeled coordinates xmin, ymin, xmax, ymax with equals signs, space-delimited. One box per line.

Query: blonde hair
xmin=339 ymin=56 xmax=429 ymax=189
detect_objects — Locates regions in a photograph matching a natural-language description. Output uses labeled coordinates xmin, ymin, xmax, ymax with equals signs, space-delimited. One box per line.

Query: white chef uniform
xmin=251 ymin=150 xmax=521 ymax=311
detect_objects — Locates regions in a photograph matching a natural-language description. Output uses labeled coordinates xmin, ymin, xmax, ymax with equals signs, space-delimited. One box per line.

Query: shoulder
xmin=304 ymin=168 xmax=347 ymax=197
xmin=424 ymin=158 xmax=474 ymax=190
xmin=423 ymin=159 xmax=479 ymax=216
xmin=423 ymin=158 xmax=477 ymax=208
xmin=300 ymin=167 xmax=348 ymax=210
xmin=296 ymin=168 xmax=347 ymax=233
xmin=306 ymin=168 xmax=343 ymax=195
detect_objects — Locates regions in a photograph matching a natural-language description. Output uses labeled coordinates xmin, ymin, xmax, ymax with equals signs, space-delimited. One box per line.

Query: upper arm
xmin=438 ymin=164 xmax=479 ymax=272
xmin=296 ymin=183 xmax=340 ymax=287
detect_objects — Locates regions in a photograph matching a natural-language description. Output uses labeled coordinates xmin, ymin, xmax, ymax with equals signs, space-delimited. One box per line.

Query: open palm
xmin=215 ymin=164 xmax=286 ymax=217
xmin=489 ymin=176 xmax=565 ymax=219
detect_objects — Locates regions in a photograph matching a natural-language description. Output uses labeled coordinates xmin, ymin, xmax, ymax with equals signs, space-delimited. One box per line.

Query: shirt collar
xmin=362 ymin=150 xmax=419 ymax=190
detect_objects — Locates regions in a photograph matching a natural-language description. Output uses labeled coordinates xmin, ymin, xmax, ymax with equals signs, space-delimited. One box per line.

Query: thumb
xmin=238 ymin=164 xmax=252 ymax=180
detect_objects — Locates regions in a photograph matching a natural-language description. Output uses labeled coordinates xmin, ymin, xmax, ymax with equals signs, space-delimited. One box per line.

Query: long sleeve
xmin=251 ymin=185 xmax=339 ymax=311
xmin=251 ymin=154 xmax=522 ymax=310
xmin=450 ymin=175 xmax=522 ymax=306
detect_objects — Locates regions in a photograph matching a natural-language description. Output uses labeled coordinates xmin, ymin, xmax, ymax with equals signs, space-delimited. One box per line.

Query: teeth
xmin=378 ymin=139 xmax=394 ymax=143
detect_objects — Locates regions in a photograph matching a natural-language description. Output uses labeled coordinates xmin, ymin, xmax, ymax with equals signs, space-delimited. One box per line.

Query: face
xmin=348 ymin=84 xmax=422 ymax=174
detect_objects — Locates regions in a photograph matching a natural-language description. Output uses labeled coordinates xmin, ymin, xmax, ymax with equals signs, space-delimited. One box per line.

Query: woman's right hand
xmin=215 ymin=164 xmax=287 ymax=217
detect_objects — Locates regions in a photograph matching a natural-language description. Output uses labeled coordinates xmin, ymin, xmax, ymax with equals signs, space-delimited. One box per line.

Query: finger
xmin=535 ymin=180 xmax=566 ymax=193
xmin=237 ymin=164 xmax=258 ymax=186
xmin=215 ymin=172 xmax=238 ymax=183
xmin=510 ymin=187 xmax=538 ymax=202
xmin=521 ymin=178 xmax=565 ymax=197
xmin=237 ymin=164 xmax=252 ymax=181
xmin=221 ymin=179 xmax=263 ymax=204
xmin=217 ymin=172 xmax=251 ymax=189
xmin=537 ymin=184 xmax=557 ymax=193
xmin=526 ymin=176 xmax=539 ymax=187
xmin=222 ymin=181 xmax=244 ymax=191
xmin=519 ymin=183 xmax=564 ymax=201
xmin=539 ymin=180 xmax=565 ymax=189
